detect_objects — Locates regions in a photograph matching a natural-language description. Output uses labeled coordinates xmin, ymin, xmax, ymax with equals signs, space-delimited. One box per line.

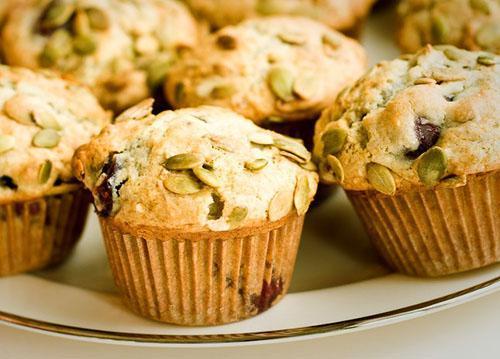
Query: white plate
xmin=0 ymin=5 xmax=499 ymax=348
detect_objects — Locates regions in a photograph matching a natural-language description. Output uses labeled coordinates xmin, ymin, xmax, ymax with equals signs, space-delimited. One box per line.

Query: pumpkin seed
xmin=265 ymin=115 xmax=285 ymax=123
xmin=366 ymin=163 xmax=396 ymax=195
xmin=38 ymin=160 xmax=52 ymax=184
xmin=32 ymin=129 xmax=61 ymax=148
xmin=294 ymin=174 xmax=312 ymax=216
xmin=280 ymin=150 xmax=308 ymax=165
xmin=470 ymin=0 xmax=491 ymax=14
xmin=475 ymin=24 xmax=499 ymax=49
xmin=208 ymin=193 xmax=224 ymax=220
xmin=174 ymin=82 xmax=185 ymax=104
xmin=216 ymin=34 xmax=237 ymax=49
xmin=72 ymin=9 xmax=90 ymax=35
xmin=431 ymin=15 xmax=449 ymax=43
xmin=477 ymin=55 xmax=496 ymax=66
xmin=278 ymin=32 xmax=306 ymax=45
xmin=163 ymin=153 xmax=203 ymax=170
xmin=268 ymin=190 xmax=293 ymax=221
xmin=193 ymin=166 xmax=220 ymax=187
xmin=228 ymin=206 xmax=248 ymax=227
xmin=273 ymin=137 xmax=311 ymax=162
xmin=326 ymin=155 xmax=344 ymax=183
xmin=417 ymin=146 xmax=447 ymax=186
xmin=256 ymin=0 xmax=280 ymax=14
xmin=40 ymin=29 xmax=72 ymax=67
xmin=86 ymin=7 xmax=110 ymax=31
xmin=249 ymin=132 xmax=274 ymax=146
xmin=300 ymin=161 xmax=317 ymax=172
xmin=245 ymin=158 xmax=268 ymax=171
xmin=293 ymin=74 xmax=318 ymax=100
xmin=267 ymin=67 xmax=295 ymax=102
xmin=0 ymin=135 xmax=15 ymax=154
xmin=39 ymin=1 xmax=75 ymax=31
xmin=34 ymin=110 xmax=61 ymax=130
xmin=443 ymin=48 xmax=462 ymax=61
xmin=3 ymin=96 xmax=34 ymax=125
xmin=73 ymin=34 xmax=97 ymax=55
xmin=163 ymin=172 xmax=203 ymax=195
xmin=115 ymin=98 xmax=153 ymax=122
xmin=414 ymin=77 xmax=437 ymax=85
xmin=210 ymin=84 xmax=236 ymax=99
xmin=321 ymin=128 xmax=347 ymax=156
xmin=147 ymin=58 xmax=172 ymax=89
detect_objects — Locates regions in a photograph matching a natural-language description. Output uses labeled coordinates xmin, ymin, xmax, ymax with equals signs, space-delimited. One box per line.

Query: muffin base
xmin=347 ymin=171 xmax=499 ymax=277
xmin=0 ymin=188 xmax=90 ymax=276
xmin=99 ymin=213 xmax=305 ymax=326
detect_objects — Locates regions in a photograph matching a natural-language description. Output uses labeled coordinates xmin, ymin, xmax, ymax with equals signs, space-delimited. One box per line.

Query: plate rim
xmin=0 ymin=275 xmax=498 ymax=347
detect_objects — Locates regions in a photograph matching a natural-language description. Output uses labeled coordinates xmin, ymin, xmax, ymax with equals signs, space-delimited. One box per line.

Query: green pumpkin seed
xmin=477 ymin=55 xmax=496 ymax=66
xmin=147 ymin=57 xmax=172 ymax=89
xmin=72 ymin=9 xmax=90 ymax=35
xmin=228 ymin=206 xmax=248 ymax=227
xmin=34 ymin=111 xmax=61 ymax=130
xmin=86 ymin=7 xmax=110 ymax=31
xmin=174 ymin=82 xmax=185 ymax=104
xmin=268 ymin=189 xmax=293 ymax=221
xmin=300 ymin=161 xmax=318 ymax=172
xmin=32 ymin=129 xmax=61 ymax=148
xmin=115 ymin=98 xmax=154 ymax=122
xmin=256 ymin=0 xmax=280 ymax=14
xmin=216 ymin=34 xmax=237 ymax=50
xmin=274 ymin=137 xmax=311 ymax=162
xmin=208 ymin=193 xmax=224 ymax=220
xmin=470 ymin=0 xmax=491 ymax=14
xmin=293 ymin=74 xmax=318 ymax=100
xmin=40 ymin=1 xmax=75 ymax=31
xmin=280 ymin=150 xmax=308 ymax=165
xmin=443 ymin=47 xmax=462 ymax=61
xmin=417 ymin=147 xmax=447 ymax=186
xmin=0 ymin=135 xmax=15 ymax=154
xmin=321 ymin=128 xmax=347 ymax=156
xmin=163 ymin=172 xmax=203 ymax=195
xmin=414 ymin=77 xmax=437 ymax=85
xmin=245 ymin=158 xmax=268 ymax=171
xmin=475 ymin=24 xmax=500 ymax=49
xmin=73 ymin=34 xmax=97 ymax=55
xmin=431 ymin=15 xmax=449 ymax=43
xmin=249 ymin=132 xmax=274 ymax=146
xmin=163 ymin=153 xmax=203 ymax=170
xmin=326 ymin=155 xmax=344 ymax=183
xmin=40 ymin=29 xmax=72 ymax=67
xmin=192 ymin=166 xmax=221 ymax=187
xmin=38 ymin=160 xmax=52 ymax=184
xmin=3 ymin=96 xmax=34 ymax=125
xmin=265 ymin=115 xmax=285 ymax=123
xmin=267 ymin=67 xmax=295 ymax=102
xmin=294 ymin=174 xmax=312 ymax=216
xmin=278 ymin=32 xmax=306 ymax=45
xmin=210 ymin=84 xmax=236 ymax=99
xmin=366 ymin=163 xmax=396 ymax=195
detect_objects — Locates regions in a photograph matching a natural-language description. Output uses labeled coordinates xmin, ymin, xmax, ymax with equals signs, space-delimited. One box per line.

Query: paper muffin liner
xmin=0 ymin=188 xmax=90 ymax=276
xmin=347 ymin=170 xmax=499 ymax=277
xmin=99 ymin=213 xmax=305 ymax=326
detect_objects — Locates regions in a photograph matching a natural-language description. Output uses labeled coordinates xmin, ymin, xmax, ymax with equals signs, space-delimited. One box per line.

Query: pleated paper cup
xmin=347 ymin=170 xmax=499 ymax=277
xmin=0 ymin=186 xmax=91 ymax=276
xmin=99 ymin=213 xmax=305 ymax=326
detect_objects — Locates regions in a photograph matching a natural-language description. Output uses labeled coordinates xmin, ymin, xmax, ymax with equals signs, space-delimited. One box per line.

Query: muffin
xmin=73 ymin=103 xmax=318 ymax=325
xmin=314 ymin=45 xmax=499 ymax=277
xmin=183 ymin=0 xmax=376 ymax=36
xmin=0 ymin=65 xmax=110 ymax=276
xmin=396 ymin=0 xmax=500 ymax=54
xmin=1 ymin=0 xmax=198 ymax=112
xmin=165 ymin=16 xmax=367 ymax=149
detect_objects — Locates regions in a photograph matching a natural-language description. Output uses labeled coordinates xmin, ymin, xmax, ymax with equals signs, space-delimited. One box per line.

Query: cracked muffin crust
xmin=73 ymin=103 xmax=318 ymax=232
xmin=183 ymin=0 xmax=376 ymax=33
xmin=396 ymin=0 xmax=500 ymax=54
xmin=313 ymin=45 xmax=499 ymax=194
xmin=1 ymin=0 xmax=198 ymax=112
xmin=0 ymin=65 xmax=111 ymax=203
xmin=165 ymin=16 xmax=367 ymax=125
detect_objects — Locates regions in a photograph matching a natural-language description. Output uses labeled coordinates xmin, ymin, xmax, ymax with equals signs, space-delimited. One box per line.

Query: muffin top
xmin=183 ymin=0 xmax=375 ymax=32
xmin=313 ymin=45 xmax=499 ymax=195
xmin=73 ymin=103 xmax=318 ymax=232
xmin=0 ymin=65 xmax=111 ymax=202
xmin=165 ymin=16 xmax=367 ymax=125
xmin=397 ymin=0 xmax=500 ymax=54
xmin=1 ymin=0 xmax=198 ymax=112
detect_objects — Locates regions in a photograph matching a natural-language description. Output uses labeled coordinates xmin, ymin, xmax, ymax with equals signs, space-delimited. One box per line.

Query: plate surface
xmin=0 ymin=5 xmax=499 ymax=347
